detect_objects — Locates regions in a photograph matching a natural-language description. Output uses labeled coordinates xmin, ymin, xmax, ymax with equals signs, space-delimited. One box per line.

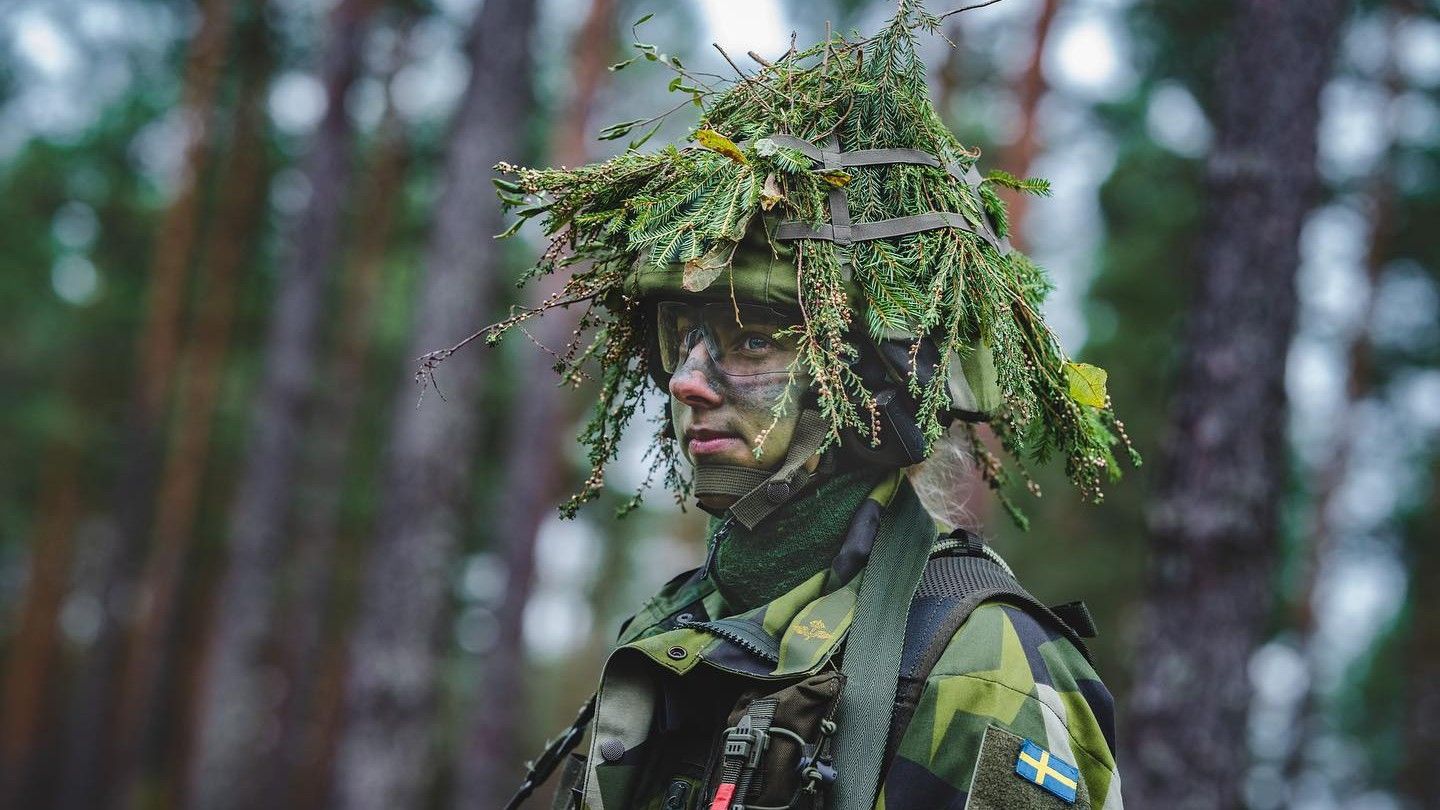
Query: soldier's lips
xmin=686 ymin=429 xmax=744 ymax=456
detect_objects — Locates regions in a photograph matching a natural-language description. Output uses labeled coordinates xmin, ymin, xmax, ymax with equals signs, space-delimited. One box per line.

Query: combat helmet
xmin=479 ymin=0 xmax=1138 ymax=526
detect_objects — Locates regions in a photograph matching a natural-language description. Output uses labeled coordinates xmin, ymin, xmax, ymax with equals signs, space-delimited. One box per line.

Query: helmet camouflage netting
xmin=467 ymin=0 xmax=1138 ymax=525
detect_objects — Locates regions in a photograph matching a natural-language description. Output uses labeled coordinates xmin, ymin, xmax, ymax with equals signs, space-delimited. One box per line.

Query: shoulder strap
xmin=502 ymin=694 xmax=596 ymax=810
xmin=883 ymin=548 xmax=1093 ymax=769
xmin=828 ymin=482 xmax=936 ymax=810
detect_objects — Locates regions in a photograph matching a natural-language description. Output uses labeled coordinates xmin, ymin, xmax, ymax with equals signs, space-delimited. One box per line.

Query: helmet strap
xmin=692 ymin=408 xmax=833 ymax=530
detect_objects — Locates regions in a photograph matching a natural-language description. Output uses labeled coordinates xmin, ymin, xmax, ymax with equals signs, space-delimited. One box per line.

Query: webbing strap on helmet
xmin=760 ymin=133 xmax=1013 ymax=254
xmin=692 ymin=408 xmax=832 ymax=530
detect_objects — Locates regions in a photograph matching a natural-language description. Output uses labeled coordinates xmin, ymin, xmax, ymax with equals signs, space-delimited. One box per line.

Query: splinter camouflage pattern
xmin=563 ymin=474 xmax=1121 ymax=810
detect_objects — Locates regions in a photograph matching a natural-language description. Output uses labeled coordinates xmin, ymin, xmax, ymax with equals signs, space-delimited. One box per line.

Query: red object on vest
xmin=709 ymin=782 xmax=736 ymax=810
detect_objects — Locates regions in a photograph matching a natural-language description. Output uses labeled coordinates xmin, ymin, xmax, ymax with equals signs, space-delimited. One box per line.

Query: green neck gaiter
xmin=708 ymin=465 xmax=889 ymax=613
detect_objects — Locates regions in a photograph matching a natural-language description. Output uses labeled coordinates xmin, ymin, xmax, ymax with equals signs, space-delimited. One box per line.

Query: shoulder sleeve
xmin=876 ymin=602 xmax=1122 ymax=810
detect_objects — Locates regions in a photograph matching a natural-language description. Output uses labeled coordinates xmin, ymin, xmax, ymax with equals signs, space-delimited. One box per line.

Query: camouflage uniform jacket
xmin=564 ymin=475 xmax=1122 ymax=809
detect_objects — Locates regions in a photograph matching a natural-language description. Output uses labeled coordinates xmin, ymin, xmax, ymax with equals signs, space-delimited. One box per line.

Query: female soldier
xmin=486 ymin=4 xmax=1134 ymax=808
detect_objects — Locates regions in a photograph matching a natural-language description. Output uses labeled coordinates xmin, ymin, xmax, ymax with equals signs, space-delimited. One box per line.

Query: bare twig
xmin=747 ymin=50 xmax=773 ymax=68
xmin=633 ymin=96 xmax=704 ymax=129
xmin=936 ymin=0 xmax=1006 ymax=23
xmin=851 ymin=0 xmax=1008 ymax=51
xmin=412 ymin=291 xmax=600 ymax=406
xmin=713 ymin=43 xmax=750 ymax=79
xmin=714 ymin=43 xmax=780 ymax=114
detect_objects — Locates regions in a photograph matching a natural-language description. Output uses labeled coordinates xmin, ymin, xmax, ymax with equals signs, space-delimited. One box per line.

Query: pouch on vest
xmin=706 ymin=669 xmax=844 ymax=810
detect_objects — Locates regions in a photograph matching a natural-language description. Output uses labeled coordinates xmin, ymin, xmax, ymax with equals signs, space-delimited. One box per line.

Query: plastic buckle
xmin=748 ymin=731 xmax=768 ymax=768
xmin=725 ymin=716 xmax=754 ymax=759
xmin=724 ymin=733 xmax=750 ymax=759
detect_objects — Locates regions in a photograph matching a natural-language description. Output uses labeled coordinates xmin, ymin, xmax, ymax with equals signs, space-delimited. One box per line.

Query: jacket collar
xmin=617 ymin=471 xmax=933 ymax=679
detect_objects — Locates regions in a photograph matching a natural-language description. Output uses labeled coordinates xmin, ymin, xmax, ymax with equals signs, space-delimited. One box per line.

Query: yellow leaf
xmin=1064 ymin=362 xmax=1109 ymax=408
xmin=817 ymin=168 xmax=852 ymax=188
xmin=760 ymin=173 xmax=783 ymax=211
xmin=694 ymin=129 xmax=747 ymax=164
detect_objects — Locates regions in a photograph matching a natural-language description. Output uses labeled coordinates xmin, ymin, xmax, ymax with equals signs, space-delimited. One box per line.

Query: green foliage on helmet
xmin=485 ymin=0 xmax=1139 ymax=522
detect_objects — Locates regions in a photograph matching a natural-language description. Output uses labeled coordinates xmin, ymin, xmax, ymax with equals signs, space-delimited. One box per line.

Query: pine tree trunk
xmin=1125 ymin=2 xmax=1349 ymax=808
xmin=283 ymin=630 xmax=351 ymax=809
xmin=1400 ymin=462 xmax=1440 ymax=807
xmin=59 ymin=2 xmax=235 ymax=806
xmin=451 ymin=2 xmax=615 ymax=806
xmin=1002 ymin=0 xmax=1058 ymax=250
xmin=936 ymin=0 xmax=1060 ymax=527
xmin=160 ymin=12 xmax=277 ymax=806
xmin=271 ymin=42 xmax=412 ymax=807
xmin=933 ymin=19 xmax=964 ymax=127
xmin=0 ymin=442 xmax=81 ymax=808
xmin=332 ymin=1 xmax=538 ymax=807
xmin=185 ymin=2 xmax=375 ymax=808
xmin=1284 ymin=9 xmax=1401 ymax=783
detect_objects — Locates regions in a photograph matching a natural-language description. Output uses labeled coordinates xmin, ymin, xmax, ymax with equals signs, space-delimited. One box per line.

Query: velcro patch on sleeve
xmin=964 ymin=725 xmax=1090 ymax=809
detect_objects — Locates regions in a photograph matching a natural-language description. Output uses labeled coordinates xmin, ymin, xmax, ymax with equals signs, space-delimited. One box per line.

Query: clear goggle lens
xmin=656 ymin=301 xmax=802 ymax=377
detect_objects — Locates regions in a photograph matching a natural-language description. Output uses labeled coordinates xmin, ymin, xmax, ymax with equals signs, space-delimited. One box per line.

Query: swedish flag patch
xmin=1014 ymin=739 xmax=1080 ymax=804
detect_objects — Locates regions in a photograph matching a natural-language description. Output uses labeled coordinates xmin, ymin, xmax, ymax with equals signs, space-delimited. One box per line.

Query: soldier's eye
xmin=741 ymin=334 xmax=773 ymax=352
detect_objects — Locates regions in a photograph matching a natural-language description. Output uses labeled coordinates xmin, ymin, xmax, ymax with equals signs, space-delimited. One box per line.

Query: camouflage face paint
xmin=668 ymin=344 xmax=810 ymax=471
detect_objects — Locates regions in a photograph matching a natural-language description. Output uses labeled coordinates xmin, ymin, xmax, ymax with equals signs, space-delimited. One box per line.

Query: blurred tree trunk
xmin=934 ymin=19 xmax=964 ymax=127
xmin=945 ymin=0 xmax=1059 ymax=528
xmin=1125 ymin=1 xmax=1348 ymax=808
xmin=1001 ymin=0 xmax=1058 ymax=251
xmin=1400 ymin=461 xmax=1440 ymax=807
xmin=452 ymin=1 xmax=616 ymax=807
xmin=156 ymin=10 xmax=277 ymax=806
xmin=106 ymin=5 xmax=274 ymax=804
xmin=282 ymin=617 xmax=352 ymax=809
xmin=272 ymin=34 xmax=413 ymax=807
xmin=185 ymin=1 xmax=377 ymax=808
xmin=1284 ymin=9 xmax=1402 ymax=783
xmin=0 ymin=441 xmax=81 ymax=808
xmin=332 ymin=0 xmax=538 ymax=807
xmin=60 ymin=1 xmax=236 ymax=806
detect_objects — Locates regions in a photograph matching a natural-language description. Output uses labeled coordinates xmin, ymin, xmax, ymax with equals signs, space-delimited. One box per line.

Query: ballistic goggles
xmin=655 ymin=301 xmax=802 ymax=377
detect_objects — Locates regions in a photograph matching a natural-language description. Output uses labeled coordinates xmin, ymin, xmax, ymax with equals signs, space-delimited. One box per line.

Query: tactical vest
xmin=504 ymin=530 xmax=1096 ymax=810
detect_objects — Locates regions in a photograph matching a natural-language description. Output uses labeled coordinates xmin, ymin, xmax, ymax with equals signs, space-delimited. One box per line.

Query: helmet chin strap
xmin=692 ymin=408 xmax=834 ymax=530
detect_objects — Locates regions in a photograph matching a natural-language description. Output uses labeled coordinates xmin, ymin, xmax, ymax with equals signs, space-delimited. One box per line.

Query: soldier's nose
xmin=668 ymin=344 xmax=723 ymax=408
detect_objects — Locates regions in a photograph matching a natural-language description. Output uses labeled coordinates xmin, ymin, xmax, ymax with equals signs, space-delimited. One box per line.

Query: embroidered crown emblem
xmin=792 ymin=619 xmax=834 ymax=641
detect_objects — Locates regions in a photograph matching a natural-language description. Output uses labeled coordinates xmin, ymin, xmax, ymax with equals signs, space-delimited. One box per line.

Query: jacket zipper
xmin=703 ymin=516 xmax=733 ymax=582
xmin=676 ymin=618 xmax=779 ymax=664
xmin=692 ymin=518 xmax=786 ymax=664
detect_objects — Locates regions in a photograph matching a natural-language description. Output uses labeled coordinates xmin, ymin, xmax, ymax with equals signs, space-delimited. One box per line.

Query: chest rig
xmin=503 ymin=526 xmax=1094 ymax=810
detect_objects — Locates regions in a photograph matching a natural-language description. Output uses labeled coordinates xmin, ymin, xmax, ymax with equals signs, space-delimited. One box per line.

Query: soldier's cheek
xmin=715 ymin=375 xmax=795 ymax=424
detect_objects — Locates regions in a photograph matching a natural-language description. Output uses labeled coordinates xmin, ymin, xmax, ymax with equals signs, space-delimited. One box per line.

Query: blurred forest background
xmin=0 ymin=0 xmax=1437 ymax=808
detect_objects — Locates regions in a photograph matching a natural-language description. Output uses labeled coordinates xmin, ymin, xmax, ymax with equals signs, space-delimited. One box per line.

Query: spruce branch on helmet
xmin=469 ymin=0 xmax=1139 ymax=525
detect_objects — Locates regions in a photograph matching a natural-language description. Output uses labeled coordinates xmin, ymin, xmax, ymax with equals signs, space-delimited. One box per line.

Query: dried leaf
xmin=695 ymin=129 xmax=748 ymax=165
xmin=817 ymin=168 xmax=852 ymax=188
xmin=682 ymin=246 xmax=731 ymax=292
xmin=1064 ymin=362 xmax=1109 ymax=408
xmin=760 ymin=173 xmax=783 ymax=211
